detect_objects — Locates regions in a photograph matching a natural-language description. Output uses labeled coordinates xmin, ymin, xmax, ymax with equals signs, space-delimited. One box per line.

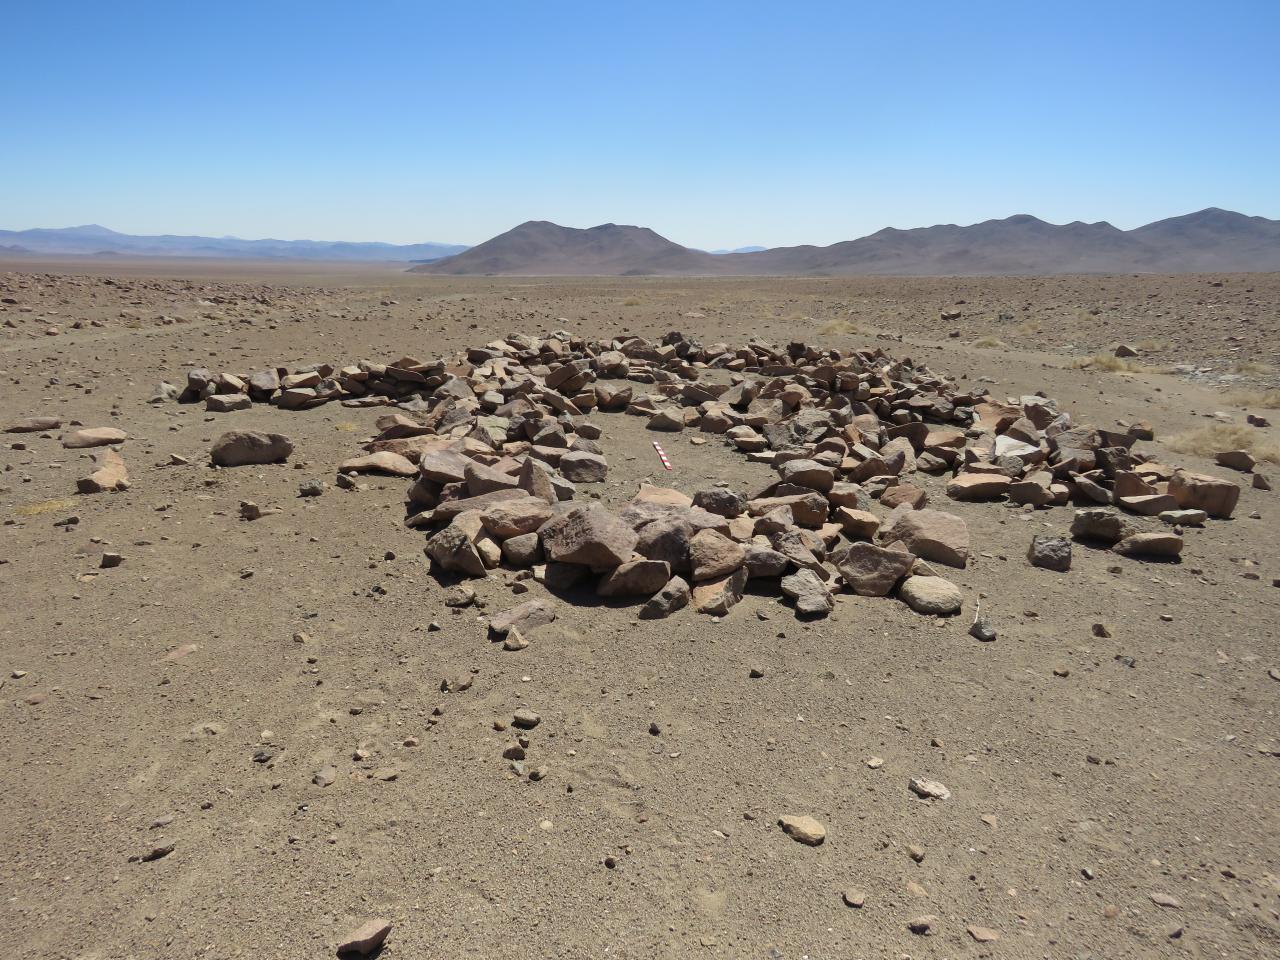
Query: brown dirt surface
xmin=2 ymin=259 xmax=1278 ymax=959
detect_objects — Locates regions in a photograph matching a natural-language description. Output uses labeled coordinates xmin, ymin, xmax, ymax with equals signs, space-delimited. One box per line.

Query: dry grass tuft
xmin=1167 ymin=424 xmax=1280 ymax=464
xmin=1229 ymin=360 xmax=1275 ymax=375
xmin=1068 ymin=353 xmax=1150 ymax=374
xmin=622 ymin=297 xmax=641 ymax=307
xmin=14 ymin=497 xmax=79 ymax=517
xmin=1134 ymin=338 xmax=1172 ymax=352
xmin=1011 ymin=320 xmax=1042 ymax=335
xmin=971 ymin=335 xmax=1008 ymax=349
xmin=1227 ymin=388 xmax=1280 ymax=409
xmin=819 ymin=318 xmax=866 ymax=336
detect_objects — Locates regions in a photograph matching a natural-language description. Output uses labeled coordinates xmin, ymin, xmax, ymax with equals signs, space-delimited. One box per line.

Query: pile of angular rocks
xmin=178 ymin=330 xmax=1245 ymax=619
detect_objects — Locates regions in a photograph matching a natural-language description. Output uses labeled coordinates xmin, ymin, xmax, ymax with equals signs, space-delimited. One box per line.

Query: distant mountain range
xmin=0 ymin=224 xmax=467 ymax=262
xmin=413 ymin=209 xmax=1280 ymax=276
xmin=6 ymin=209 xmax=1278 ymax=275
xmin=408 ymin=221 xmax=715 ymax=277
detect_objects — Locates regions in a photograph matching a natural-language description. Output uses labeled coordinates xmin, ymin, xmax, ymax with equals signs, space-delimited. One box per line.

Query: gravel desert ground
xmin=2 ymin=258 xmax=1278 ymax=960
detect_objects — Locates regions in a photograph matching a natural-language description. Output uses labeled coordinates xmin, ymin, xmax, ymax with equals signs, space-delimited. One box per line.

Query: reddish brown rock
xmin=1117 ymin=493 xmax=1178 ymax=515
xmin=210 ymin=430 xmax=293 ymax=467
xmin=337 ymin=918 xmax=392 ymax=956
xmin=339 ymin=451 xmax=416 ymax=476
xmin=835 ymin=507 xmax=880 ymax=540
xmin=558 ymin=450 xmax=609 ymax=482
xmin=61 ymin=426 xmax=127 ymax=449
xmin=778 ymin=814 xmax=826 ymax=846
xmin=845 ymin=454 xmax=894 ymax=482
xmin=501 ymin=532 xmax=542 ymax=567
xmin=899 ymin=575 xmax=963 ymax=614
xmin=1070 ymin=508 xmax=1136 ymax=544
xmin=692 ymin=566 xmax=748 ymax=615
xmin=426 ymin=514 xmax=488 ymax=577
xmin=781 ymin=568 xmax=833 ymax=616
xmin=827 ymin=482 xmax=863 ymax=509
xmin=1169 ymin=470 xmax=1240 ymax=519
xmin=595 ymin=382 xmax=633 ymax=410
xmin=5 ymin=416 xmax=61 ymax=433
xmin=746 ymin=492 xmax=829 ymax=528
xmin=744 ymin=544 xmax=788 ymax=577
xmin=880 ymin=483 xmax=927 ymax=510
xmin=417 ymin=448 xmax=471 ymax=484
xmin=488 ymin=598 xmax=558 ymax=637
xmin=517 ymin=456 xmax=558 ymax=502
xmin=1009 ymin=472 xmax=1054 ymax=506
xmin=205 ymin=393 xmax=251 ymax=412
xmin=879 ymin=507 xmax=969 ymax=568
xmin=464 ymin=460 xmax=521 ymax=495
xmin=635 ymin=483 xmax=693 ymax=508
xmin=364 ymin=434 xmax=460 ymax=462
xmin=1216 ymin=449 xmax=1256 ymax=472
xmin=778 ymin=458 xmax=835 ymax=492
xmin=974 ymin=400 xmax=1022 ymax=432
xmin=540 ymin=504 xmax=638 ymax=569
xmin=689 ymin=528 xmax=746 ymax=581
xmin=76 ymin=448 xmax=130 ymax=494
xmin=480 ymin=496 xmax=553 ymax=539
xmin=639 ymin=575 xmax=692 ymax=618
xmin=946 ymin=472 xmax=1011 ymax=501
xmin=836 ymin=542 xmax=914 ymax=596
xmin=1113 ymin=532 xmax=1184 ymax=559
xmin=1114 ymin=470 xmax=1156 ymax=499
xmin=597 ymin=557 xmax=671 ymax=597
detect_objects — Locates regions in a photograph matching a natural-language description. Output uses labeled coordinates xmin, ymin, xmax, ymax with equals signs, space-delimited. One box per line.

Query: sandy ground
xmin=1 ymin=259 xmax=1278 ymax=959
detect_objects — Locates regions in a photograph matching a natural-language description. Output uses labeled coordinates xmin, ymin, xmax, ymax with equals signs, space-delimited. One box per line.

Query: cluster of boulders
xmin=168 ymin=349 xmax=574 ymax=413
xmin=8 ymin=325 xmax=1254 ymax=622
xmin=151 ymin=328 xmax=1252 ymax=618
xmin=183 ymin=329 xmax=1240 ymax=620
xmin=4 ymin=418 xmax=132 ymax=493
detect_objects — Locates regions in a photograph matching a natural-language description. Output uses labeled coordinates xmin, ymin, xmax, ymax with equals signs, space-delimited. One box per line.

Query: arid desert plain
xmin=2 ymin=257 xmax=1278 ymax=960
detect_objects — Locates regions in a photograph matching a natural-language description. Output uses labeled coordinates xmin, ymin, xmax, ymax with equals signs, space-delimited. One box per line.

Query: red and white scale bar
xmin=651 ymin=441 xmax=673 ymax=471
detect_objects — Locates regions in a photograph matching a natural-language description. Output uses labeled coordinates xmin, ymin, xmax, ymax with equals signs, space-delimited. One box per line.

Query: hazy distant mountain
xmin=413 ymin=209 xmax=1280 ymax=276
xmin=0 ymin=225 xmax=468 ymax=262
xmin=723 ymin=215 xmax=1141 ymax=276
xmin=708 ymin=245 xmax=766 ymax=254
xmin=9 ymin=210 xmax=1277 ymax=274
xmin=413 ymin=221 xmax=724 ymax=276
xmin=1127 ymin=208 xmax=1280 ymax=272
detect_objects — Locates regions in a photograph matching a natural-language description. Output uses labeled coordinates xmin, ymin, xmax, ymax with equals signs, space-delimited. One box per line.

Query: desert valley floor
xmin=1 ymin=258 xmax=1278 ymax=960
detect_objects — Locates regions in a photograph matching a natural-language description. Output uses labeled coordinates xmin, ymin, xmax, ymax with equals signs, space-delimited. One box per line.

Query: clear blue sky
xmin=3 ymin=0 xmax=1277 ymax=248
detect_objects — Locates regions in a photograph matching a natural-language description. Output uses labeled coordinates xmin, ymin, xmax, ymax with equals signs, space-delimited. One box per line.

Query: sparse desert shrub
xmin=1067 ymin=353 xmax=1172 ymax=375
xmin=819 ymin=318 xmax=865 ymax=336
xmin=1011 ymin=320 xmax=1042 ymax=335
xmin=1068 ymin=353 xmax=1146 ymax=373
xmin=1167 ymin=424 xmax=1280 ymax=464
xmin=1228 ymin=388 xmax=1280 ymax=409
xmin=623 ymin=297 xmax=641 ymax=307
xmin=1229 ymin=360 xmax=1275 ymax=375
xmin=1135 ymin=338 xmax=1172 ymax=352
xmin=971 ymin=335 xmax=1007 ymax=349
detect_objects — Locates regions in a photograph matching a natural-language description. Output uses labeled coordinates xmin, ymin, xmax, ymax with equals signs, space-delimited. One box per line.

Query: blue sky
xmin=3 ymin=1 xmax=1278 ymax=248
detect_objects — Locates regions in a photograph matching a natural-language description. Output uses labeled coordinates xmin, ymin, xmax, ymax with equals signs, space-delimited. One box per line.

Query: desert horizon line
xmin=1 ymin=205 xmax=1266 ymax=254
